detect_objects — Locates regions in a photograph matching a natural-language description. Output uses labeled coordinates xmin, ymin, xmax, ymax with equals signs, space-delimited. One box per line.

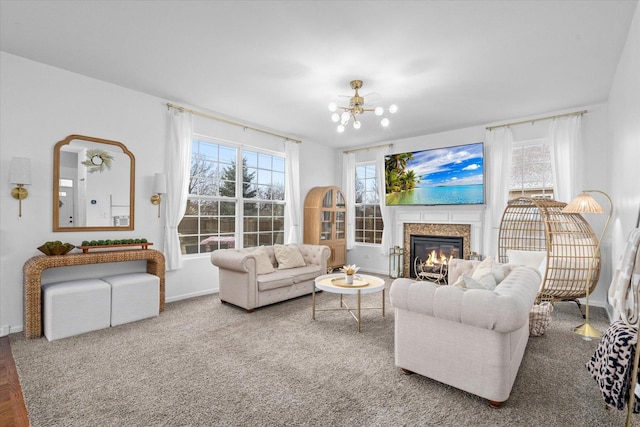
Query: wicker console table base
xmin=23 ymin=249 xmax=166 ymax=339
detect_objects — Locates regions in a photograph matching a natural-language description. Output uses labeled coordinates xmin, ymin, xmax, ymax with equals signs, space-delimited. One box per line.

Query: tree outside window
xmin=178 ymin=138 xmax=285 ymax=255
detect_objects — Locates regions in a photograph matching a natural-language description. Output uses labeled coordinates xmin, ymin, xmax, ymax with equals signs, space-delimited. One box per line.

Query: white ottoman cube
xmin=102 ymin=273 xmax=159 ymax=326
xmin=42 ymin=279 xmax=111 ymax=341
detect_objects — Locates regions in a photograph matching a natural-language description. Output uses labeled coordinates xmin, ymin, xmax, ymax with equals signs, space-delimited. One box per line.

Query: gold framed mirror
xmin=53 ymin=134 xmax=135 ymax=231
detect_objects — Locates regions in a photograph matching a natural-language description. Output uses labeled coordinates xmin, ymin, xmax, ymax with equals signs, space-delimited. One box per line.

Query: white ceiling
xmin=1 ymin=1 xmax=637 ymax=148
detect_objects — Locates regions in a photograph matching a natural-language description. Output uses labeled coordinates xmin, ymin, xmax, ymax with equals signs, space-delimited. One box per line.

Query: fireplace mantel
xmin=393 ymin=207 xmax=484 ymax=277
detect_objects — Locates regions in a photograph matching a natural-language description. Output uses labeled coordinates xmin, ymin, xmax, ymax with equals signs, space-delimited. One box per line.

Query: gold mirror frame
xmin=53 ymin=134 xmax=135 ymax=232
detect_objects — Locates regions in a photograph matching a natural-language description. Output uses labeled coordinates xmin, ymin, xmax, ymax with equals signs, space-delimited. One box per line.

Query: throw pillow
xmin=253 ymin=246 xmax=275 ymax=275
xmin=471 ymin=256 xmax=503 ymax=287
xmin=507 ymin=250 xmax=546 ymax=271
xmin=274 ymin=244 xmax=306 ymax=269
xmin=453 ymin=273 xmax=497 ymax=290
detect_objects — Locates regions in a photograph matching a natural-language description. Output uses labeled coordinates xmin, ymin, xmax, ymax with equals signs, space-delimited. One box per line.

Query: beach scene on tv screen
xmin=385 ymin=142 xmax=484 ymax=205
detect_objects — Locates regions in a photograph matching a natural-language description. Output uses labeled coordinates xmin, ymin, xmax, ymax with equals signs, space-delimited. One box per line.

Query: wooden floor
xmin=0 ymin=336 xmax=29 ymax=426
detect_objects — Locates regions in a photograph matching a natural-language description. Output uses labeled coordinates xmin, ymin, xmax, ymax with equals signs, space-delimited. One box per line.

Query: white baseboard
xmin=1 ymin=325 xmax=23 ymax=337
xmin=166 ymin=289 xmax=218 ymax=304
xmin=360 ymin=268 xmax=390 ymax=276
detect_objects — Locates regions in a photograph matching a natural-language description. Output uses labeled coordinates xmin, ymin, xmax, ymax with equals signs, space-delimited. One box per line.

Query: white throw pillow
xmin=507 ymin=250 xmax=546 ymax=272
xmin=253 ymin=246 xmax=275 ymax=275
xmin=274 ymin=244 xmax=306 ymax=269
xmin=492 ymin=266 xmax=506 ymax=284
xmin=453 ymin=273 xmax=497 ymax=290
xmin=472 ymin=256 xmax=494 ymax=280
xmin=472 ymin=256 xmax=505 ymax=285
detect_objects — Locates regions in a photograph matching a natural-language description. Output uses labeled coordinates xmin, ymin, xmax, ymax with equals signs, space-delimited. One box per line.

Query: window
xmin=509 ymin=139 xmax=554 ymax=200
xmin=355 ymin=163 xmax=383 ymax=244
xmin=178 ymin=137 xmax=285 ymax=255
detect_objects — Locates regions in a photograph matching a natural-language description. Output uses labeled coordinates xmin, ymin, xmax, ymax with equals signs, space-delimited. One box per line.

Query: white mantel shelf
xmin=393 ymin=206 xmax=485 ymax=256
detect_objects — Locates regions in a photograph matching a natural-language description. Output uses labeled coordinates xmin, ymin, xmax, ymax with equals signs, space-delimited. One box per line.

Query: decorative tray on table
xmin=330 ymin=276 xmax=369 ymax=288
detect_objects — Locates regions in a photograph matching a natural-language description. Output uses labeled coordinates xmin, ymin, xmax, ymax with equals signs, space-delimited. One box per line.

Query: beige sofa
xmin=389 ymin=258 xmax=540 ymax=407
xmin=211 ymin=244 xmax=330 ymax=312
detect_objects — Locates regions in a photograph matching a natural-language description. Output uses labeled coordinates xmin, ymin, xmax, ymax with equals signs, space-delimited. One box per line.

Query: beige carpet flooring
xmin=9 ymin=279 xmax=636 ymax=426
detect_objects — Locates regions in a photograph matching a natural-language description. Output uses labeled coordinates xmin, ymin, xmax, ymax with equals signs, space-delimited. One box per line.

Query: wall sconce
xmin=10 ymin=157 xmax=31 ymax=217
xmin=151 ymin=173 xmax=167 ymax=218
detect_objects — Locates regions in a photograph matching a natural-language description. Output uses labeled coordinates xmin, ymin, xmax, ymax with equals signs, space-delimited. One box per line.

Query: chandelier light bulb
xmin=327 ymin=80 xmax=397 ymax=133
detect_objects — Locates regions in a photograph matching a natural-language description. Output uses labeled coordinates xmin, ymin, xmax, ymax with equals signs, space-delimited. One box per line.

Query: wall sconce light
xmin=10 ymin=157 xmax=31 ymax=217
xmin=151 ymin=173 xmax=167 ymax=218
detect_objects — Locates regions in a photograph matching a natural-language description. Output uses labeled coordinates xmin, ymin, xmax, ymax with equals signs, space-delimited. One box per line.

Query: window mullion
xmin=236 ymin=148 xmax=243 ymax=248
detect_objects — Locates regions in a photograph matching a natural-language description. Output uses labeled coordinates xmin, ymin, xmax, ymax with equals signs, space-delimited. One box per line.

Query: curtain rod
xmin=343 ymin=143 xmax=393 ymax=154
xmin=485 ymin=109 xmax=588 ymax=131
xmin=166 ymin=102 xmax=302 ymax=144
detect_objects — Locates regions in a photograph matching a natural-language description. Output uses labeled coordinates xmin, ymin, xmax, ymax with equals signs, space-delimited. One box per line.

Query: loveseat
xmin=389 ymin=258 xmax=541 ymax=407
xmin=211 ymin=244 xmax=330 ymax=312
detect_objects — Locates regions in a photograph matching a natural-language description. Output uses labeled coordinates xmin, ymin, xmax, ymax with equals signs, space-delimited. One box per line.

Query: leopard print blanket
xmin=586 ymin=320 xmax=639 ymax=413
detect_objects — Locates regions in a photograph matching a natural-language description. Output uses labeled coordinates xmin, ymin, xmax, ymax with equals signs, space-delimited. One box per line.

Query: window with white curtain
xmin=509 ymin=138 xmax=555 ymax=199
xmin=178 ymin=136 xmax=285 ymax=255
xmin=355 ymin=163 xmax=384 ymax=244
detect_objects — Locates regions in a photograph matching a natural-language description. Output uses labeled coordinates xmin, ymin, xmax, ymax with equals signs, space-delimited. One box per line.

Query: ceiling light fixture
xmin=328 ymin=80 xmax=397 ymax=133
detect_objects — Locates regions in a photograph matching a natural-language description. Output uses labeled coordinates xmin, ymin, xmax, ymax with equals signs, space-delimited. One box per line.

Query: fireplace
xmin=409 ymin=235 xmax=463 ymax=282
xmin=403 ymin=223 xmax=471 ymax=280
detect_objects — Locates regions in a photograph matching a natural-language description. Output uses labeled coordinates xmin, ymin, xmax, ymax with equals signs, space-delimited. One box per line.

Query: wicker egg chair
xmin=497 ymin=197 xmax=600 ymax=306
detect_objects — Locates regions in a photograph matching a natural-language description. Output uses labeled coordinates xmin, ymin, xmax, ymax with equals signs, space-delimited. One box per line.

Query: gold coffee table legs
xmin=312 ymin=287 xmax=385 ymax=332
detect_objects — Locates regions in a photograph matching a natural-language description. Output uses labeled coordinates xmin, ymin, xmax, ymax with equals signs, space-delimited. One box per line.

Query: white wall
xmin=0 ymin=52 xmax=164 ymax=334
xmin=0 ymin=52 xmax=335 ymax=335
xmin=607 ymin=3 xmax=640 ymax=314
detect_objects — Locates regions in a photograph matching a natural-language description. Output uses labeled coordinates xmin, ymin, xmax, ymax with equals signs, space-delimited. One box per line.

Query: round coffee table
xmin=312 ymin=273 xmax=386 ymax=332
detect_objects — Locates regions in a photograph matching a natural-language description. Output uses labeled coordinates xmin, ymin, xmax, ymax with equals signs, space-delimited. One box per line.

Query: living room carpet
xmin=9 ymin=279 xmax=634 ymax=427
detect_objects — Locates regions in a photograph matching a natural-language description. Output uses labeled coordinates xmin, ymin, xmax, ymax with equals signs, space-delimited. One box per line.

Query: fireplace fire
xmin=409 ymin=234 xmax=463 ymax=283
xmin=414 ymin=249 xmax=454 ymax=283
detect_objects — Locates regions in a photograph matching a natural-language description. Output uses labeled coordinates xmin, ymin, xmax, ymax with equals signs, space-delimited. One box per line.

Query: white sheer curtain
xmin=549 ymin=115 xmax=583 ymax=203
xmin=482 ymin=127 xmax=513 ymax=259
xmin=284 ymin=140 xmax=301 ymax=244
xmin=164 ymin=109 xmax=193 ymax=271
xmin=342 ymin=151 xmax=356 ymax=250
xmin=375 ymin=145 xmax=392 ymax=255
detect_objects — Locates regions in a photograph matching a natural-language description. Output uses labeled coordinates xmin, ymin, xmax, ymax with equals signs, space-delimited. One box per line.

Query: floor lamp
xmin=562 ymin=189 xmax=613 ymax=339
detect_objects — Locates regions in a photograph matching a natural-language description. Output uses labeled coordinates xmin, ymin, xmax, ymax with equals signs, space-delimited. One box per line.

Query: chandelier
xmin=328 ymin=80 xmax=397 ymax=133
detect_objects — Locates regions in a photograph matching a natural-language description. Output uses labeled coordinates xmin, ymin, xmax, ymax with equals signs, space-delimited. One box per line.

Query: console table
xmin=23 ymin=249 xmax=165 ymax=339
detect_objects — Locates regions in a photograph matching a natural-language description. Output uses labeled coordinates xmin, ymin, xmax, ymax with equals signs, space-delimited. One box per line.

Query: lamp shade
xmin=153 ymin=173 xmax=167 ymax=194
xmin=562 ymin=192 xmax=605 ymax=214
xmin=10 ymin=157 xmax=31 ymax=185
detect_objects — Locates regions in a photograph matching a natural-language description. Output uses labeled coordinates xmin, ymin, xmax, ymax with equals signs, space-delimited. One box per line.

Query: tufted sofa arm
xmin=296 ymin=244 xmax=330 ymax=271
xmin=210 ymin=249 xmax=256 ymax=273
xmin=390 ymin=261 xmax=541 ymax=333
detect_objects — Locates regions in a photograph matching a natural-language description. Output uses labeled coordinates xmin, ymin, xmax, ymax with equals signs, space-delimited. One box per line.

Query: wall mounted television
xmin=384 ymin=142 xmax=485 ymax=206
